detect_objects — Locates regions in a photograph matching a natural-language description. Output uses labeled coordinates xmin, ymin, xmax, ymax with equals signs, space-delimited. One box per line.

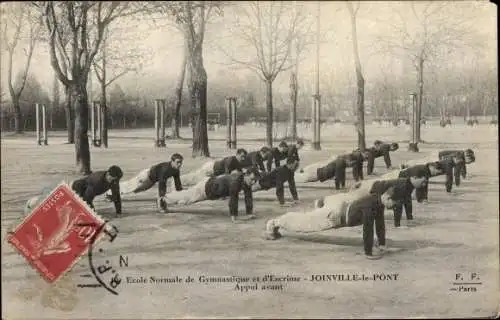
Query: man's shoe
xmin=231 ymin=216 xmax=237 ymax=223
xmin=365 ymin=253 xmax=382 ymax=260
xmin=157 ymin=198 xmax=168 ymax=213
xmin=264 ymin=220 xmax=282 ymax=240
xmin=104 ymin=193 xmax=113 ymax=202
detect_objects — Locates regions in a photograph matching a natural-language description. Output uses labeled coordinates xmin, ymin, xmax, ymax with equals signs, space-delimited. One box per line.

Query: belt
xmin=340 ymin=202 xmax=351 ymax=227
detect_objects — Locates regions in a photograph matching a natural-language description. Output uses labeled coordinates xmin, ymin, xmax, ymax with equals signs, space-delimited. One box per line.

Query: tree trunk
xmin=72 ymin=82 xmax=91 ymax=174
xmin=12 ymin=97 xmax=22 ymax=134
xmin=173 ymin=41 xmax=187 ymax=139
xmin=100 ymin=79 xmax=108 ymax=148
xmin=289 ymin=72 xmax=298 ymax=140
xmin=64 ymin=85 xmax=75 ymax=144
xmin=265 ymin=78 xmax=273 ymax=147
xmin=187 ymin=45 xmax=210 ymax=157
xmin=348 ymin=5 xmax=366 ymax=150
xmin=416 ymin=57 xmax=424 ymax=142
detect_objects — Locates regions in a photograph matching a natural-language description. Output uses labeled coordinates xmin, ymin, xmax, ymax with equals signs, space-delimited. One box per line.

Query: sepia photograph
xmin=1 ymin=1 xmax=498 ymax=319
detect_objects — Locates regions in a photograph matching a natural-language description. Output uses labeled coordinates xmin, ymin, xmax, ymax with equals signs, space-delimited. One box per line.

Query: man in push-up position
xmin=160 ymin=168 xmax=260 ymax=222
xmin=294 ymin=155 xmax=348 ymax=189
xmin=241 ymin=146 xmax=272 ymax=173
xmin=264 ymin=175 xmax=427 ymax=258
xmin=252 ymin=158 xmax=300 ymax=206
xmin=106 ymin=154 xmax=184 ymax=208
xmin=365 ymin=140 xmax=400 ymax=175
xmin=438 ymin=148 xmax=475 ymax=183
xmin=25 ymin=165 xmax=124 ymax=217
xmin=176 ymin=148 xmax=248 ymax=188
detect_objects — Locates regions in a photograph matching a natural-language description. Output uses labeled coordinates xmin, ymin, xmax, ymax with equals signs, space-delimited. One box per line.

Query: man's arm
xmin=158 ymin=169 xmax=168 ymax=197
xmin=242 ymin=183 xmax=253 ymax=215
xmin=382 ymin=145 xmax=392 ymax=168
xmin=287 ymin=172 xmax=299 ymax=201
xmin=265 ymin=153 xmax=273 ymax=172
xmin=110 ymin=182 xmax=122 ymax=215
xmin=82 ymin=186 xmax=96 ymax=209
xmin=228 ymin=175 xmax=243 ymax=217
xmin=173 ymin=171 xmax=183 ymax=191
xmin=275 ymin=170 xmax=286 ymax=205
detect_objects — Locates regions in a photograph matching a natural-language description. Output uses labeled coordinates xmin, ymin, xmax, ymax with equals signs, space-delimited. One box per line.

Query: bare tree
xmin=42 ymin=2 xmax=144 ymax=173
xmin=374 ymin=2 xmax=483 ymax=142
xmin=171 ymin=39 xmax=187 ymax=139
xmin=158 ymin=2 xmax=223 ymax=157
xmin=1 ymin=3 xmax=42 ymax=133
xmin=220 ymin=1 xmax=308 ymax=147
xmin=346 ymin=1 xmax=366 ymax=150
xmin=92 ymin=23 xmax=145 ymax=148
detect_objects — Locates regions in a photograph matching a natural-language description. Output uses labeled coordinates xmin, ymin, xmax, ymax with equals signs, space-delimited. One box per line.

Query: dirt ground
xmin=1 ymin=123 xmax=498 ymax=319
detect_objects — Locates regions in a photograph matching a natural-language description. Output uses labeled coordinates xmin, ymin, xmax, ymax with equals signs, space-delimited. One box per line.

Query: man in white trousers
xmin=175 ymin=148 xmax=248 ymax=188
xmin=106 ymin=154 xmax=184 ymax=212
xmin=264 ymin=175 xmax=427 ymax=257
xmin=160 ymin=168 xmax=260 ymax=222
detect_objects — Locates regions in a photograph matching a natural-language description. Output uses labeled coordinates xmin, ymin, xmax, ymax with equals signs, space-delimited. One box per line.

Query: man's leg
xmin=179 ymin=161 xmax=216 ymax=187
xmin=163 ymin=177 xmax=209 ymax=206
xmin=367 ymin=154 xmax=375 ymax=175
xmin=374 ymin=205 xmax=386 ymax=249
xmin=461 ymin=164 xmax=467 ymax=179
xmin=264 ymin=206 xmax=342 ymax=240
xmin=393 ymin=204 xmax=403 ymax=227
xmin=403 ymin=199 xmax=413 ymax=220
xmin=116 ymin=168 xmax=154 ymax=196
xmin=362 ymin=208 xmax=375 ymax=256
xmin=295 ymin=162 xmax=322 ymax=183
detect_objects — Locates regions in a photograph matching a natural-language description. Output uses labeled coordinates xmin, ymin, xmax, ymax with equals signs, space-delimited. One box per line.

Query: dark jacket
xmin=366 ymin=144 xmax=392 ymax=174
xmin=148 ymin=161 xmax=182 ymax=197
xmin=398 ymin=164 xmax=430 ymax=202
xmin=204 ymin=173 xmax=253 ymax=217
xmin=343 ymin=150 xmax=364 ymax=181
xmin=265 ymin=147 xmax=287 ymax=172
xmin=369 ymin=178 xmax=414 ymax=205
xmin=287 ymin=145 xmax=300 ymax=162
xmin=213 ymin=156 xmax=244 ymax=176
xmin=241 ymin=151 xmax=266 ymax=172
xmin=72 ymin=171 xmax=121 ymax=214
xmin=258 ymin=165 xmax=298 ymax=204
xmin=317 ymin=156 xmax=347 ymax=189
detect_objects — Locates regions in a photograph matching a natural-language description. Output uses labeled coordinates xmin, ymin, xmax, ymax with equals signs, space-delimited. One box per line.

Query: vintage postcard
xmin=1 ymin=1 xmax=498 ymax=319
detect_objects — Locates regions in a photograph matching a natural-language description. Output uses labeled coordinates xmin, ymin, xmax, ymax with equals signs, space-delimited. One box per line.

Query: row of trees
xmin=1 ymin=1 xmax=494 ymax=173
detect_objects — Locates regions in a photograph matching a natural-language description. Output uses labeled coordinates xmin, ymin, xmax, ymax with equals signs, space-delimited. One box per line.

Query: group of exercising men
xmin=25 ymin=138 xmax=475 ymax=259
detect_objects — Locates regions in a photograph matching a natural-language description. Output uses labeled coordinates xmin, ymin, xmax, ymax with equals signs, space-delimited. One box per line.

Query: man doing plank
xmin=252 ymin=158 xmax=300 ymax=206
xmin=177 ymin=148 xmax=248 ymax=187
xmin=161 ymin=168 xmax=260 ymax=223
xmin=366 ymin=140 xmax=399 ymax=175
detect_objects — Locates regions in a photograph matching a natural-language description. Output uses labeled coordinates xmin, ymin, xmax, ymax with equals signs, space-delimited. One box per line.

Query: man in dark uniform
xmin=253 ymin=158 xmax=300 ymax=206
xmin=265 ymin=139 xmax=304 ymax=172
xmin=161 ymin=168 xmax=260 ymax=223
xmin=107 ymin=154 xmax=184 ymax=206
xmin=241 ymin=146 xmax=272 ymax=172
xmin=180 ymin=148 xmax=248 ymax=187
xmin=366 ymin=140 xmax=399 ymax=175
xmin=343 ymin=149 xmax=365 ymax=182
xmin=294 ymin=155 xmax=348 ymax=190
xmin=72 ymin=165 xmax=124 ymax=216
xmin=438 ymin=149 xmax=475 ymax=182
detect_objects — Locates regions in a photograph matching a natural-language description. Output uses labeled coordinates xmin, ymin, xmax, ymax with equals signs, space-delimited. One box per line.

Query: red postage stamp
xmin=7 ymin=183 xmax=106 ymax=283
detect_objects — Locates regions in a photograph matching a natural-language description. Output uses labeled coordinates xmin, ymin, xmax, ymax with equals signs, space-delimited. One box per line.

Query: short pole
xmin=42 ymin=104 xmax=48 ymax=145
xmin=35 ymin=104 xmax=40 ymax=145
xmin=226 ymin=97 xmax=232 ymax=149
xmin=92 ymin=101 xmax=102 ymax=147
xmin=230 ymin=97 xmax=237 ymax=149
xmin=159 ymin=99 xmax=166 ymax=147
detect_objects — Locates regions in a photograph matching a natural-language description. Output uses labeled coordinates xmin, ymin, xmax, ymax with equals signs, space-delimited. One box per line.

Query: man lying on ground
xmin=160 ymin=168 xmax=260 ymax=222
xmin=252 ymin=158 xmax=299 ymax=206
xmin=177 ymin=148 xmax=248 ymax=187
xmin=106 ymin=154 xmax=183 ymax=207
xmin=25 ymin=165 xmax=124 ymax=217
xmin=241 ymin=146 xmax=272 ymax=173
xmin=366 ymin=140 xmax=400 ymax=175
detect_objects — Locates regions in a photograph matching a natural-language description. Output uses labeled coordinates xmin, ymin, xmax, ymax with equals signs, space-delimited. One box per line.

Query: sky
xmin=1 ymin=1 xmax=497 ymax=103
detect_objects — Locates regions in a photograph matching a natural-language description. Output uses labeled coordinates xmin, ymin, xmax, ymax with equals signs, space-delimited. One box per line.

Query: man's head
xmin=235 ymin=148 xmax=248 ymax=162
xmin=105 ymin=165 xmax=123 ymax=183
xmin=295 ymin=139 xmax=304 ymax=150
xmin=464 ymin=149 xmax=475 ymax=164
xmin=390 ymin=142 xmax=399 ymax=152
xmin=278 ymin=141 xmax=288 ymax=153
xmin=286 ymin=157 xmax=299 ymax=171
xmin=243 ymin=167 xmax=260 ymax=186
xmin=260 ymin=146 xmax=271 ymax=158
xmin=170 ymin=153 xmax=184 ymax=170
